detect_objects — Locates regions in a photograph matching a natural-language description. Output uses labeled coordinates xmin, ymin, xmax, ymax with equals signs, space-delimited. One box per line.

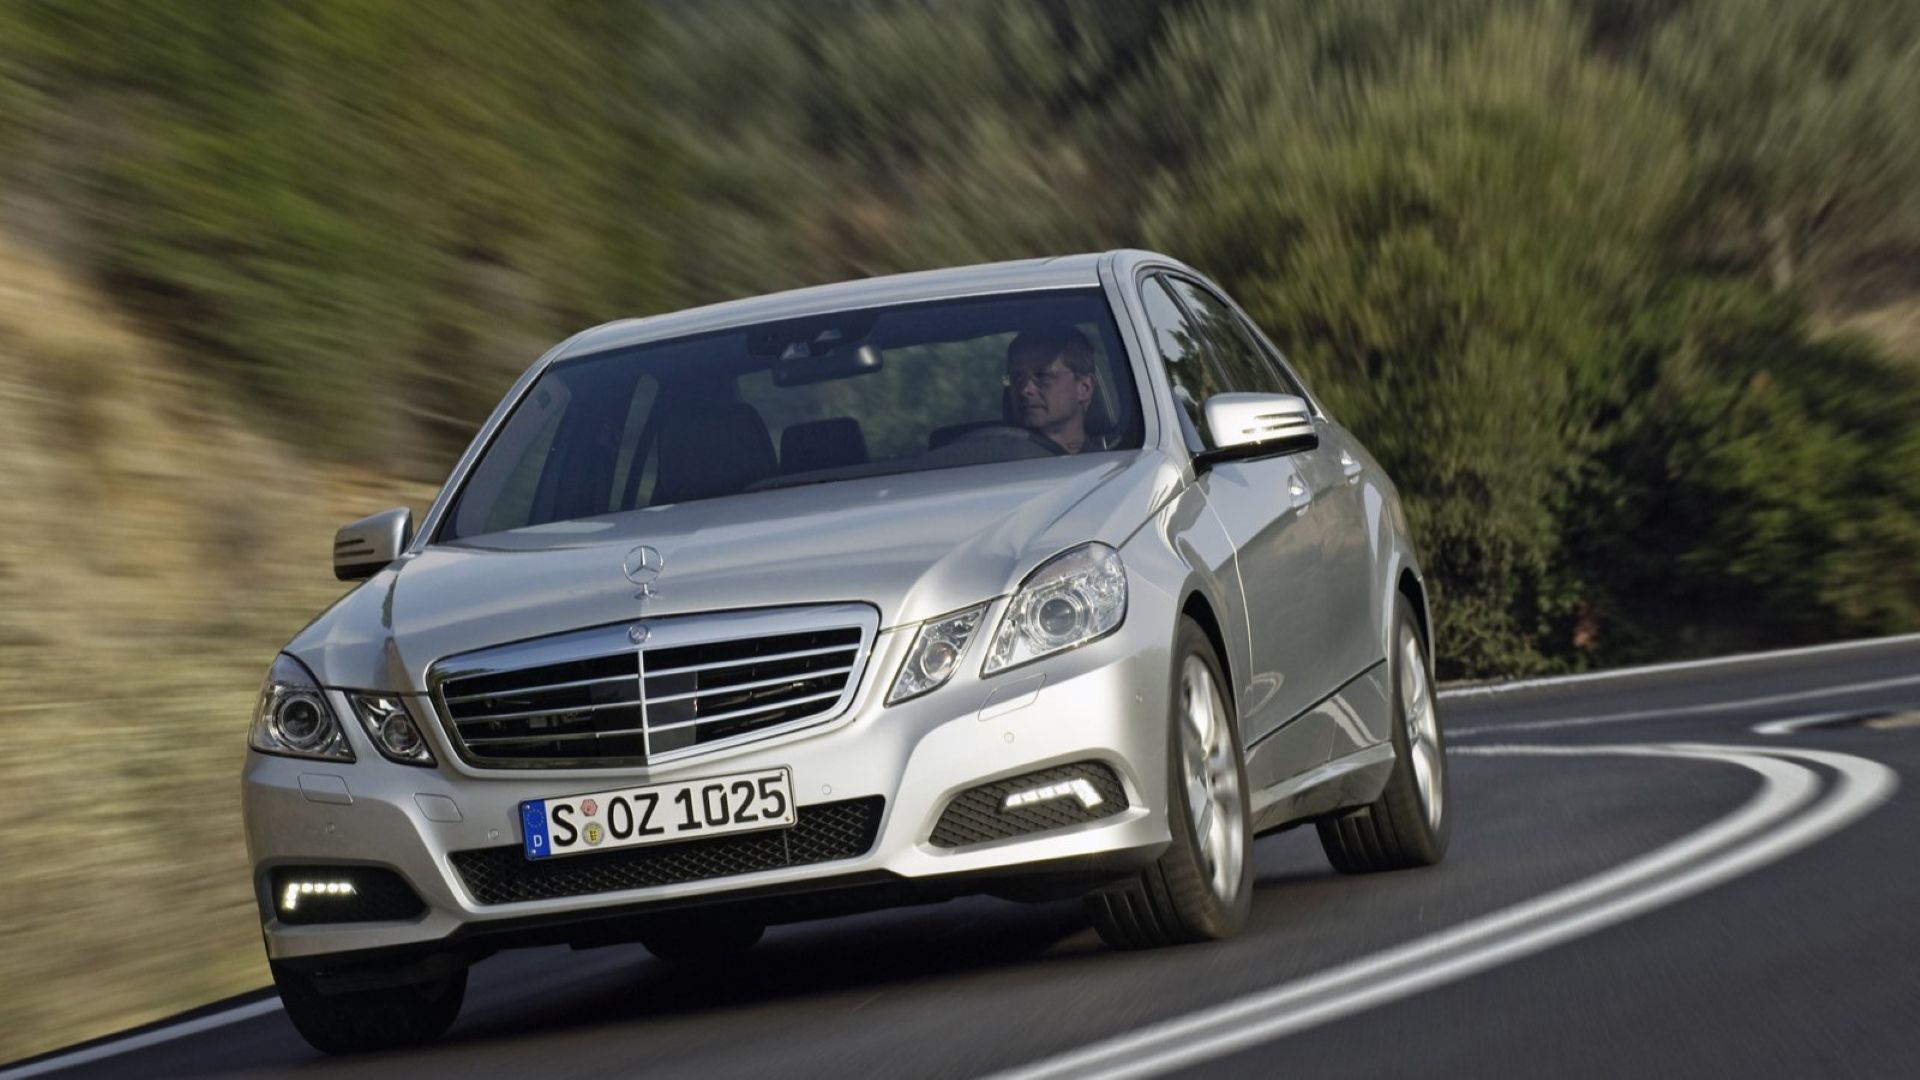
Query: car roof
xmin=558 ymin=252 xmax=1120 ymax=360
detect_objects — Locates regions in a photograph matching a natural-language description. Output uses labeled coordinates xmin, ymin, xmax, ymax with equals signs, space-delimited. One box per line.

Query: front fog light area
xmin=1004 ymin=778 xmax=1105 ymax=811
xmin=249 ymin=654 xmax=353 ymax=762
xmin=351 ymin=694 xmax=436 ymax=765
xmin=270 ymin=866 xmax=426 ymax=925
xmin=930 ymin=762 xmax=1129 ymax=848
xmin=984 ymin=543 xmax=1127 ymax=674
xmin=888 ymin=603 xmax=987 ymax=704
xmin=283 ymin=880 xmax=356 ymax=911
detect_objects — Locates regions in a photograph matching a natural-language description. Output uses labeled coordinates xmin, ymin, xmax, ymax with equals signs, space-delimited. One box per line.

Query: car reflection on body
xmin=242 ymin=250 xmax=1449 ymax=1052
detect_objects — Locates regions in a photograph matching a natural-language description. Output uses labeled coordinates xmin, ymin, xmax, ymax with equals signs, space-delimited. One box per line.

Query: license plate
xmin=520 ymin=767 xmax=794 ymax=860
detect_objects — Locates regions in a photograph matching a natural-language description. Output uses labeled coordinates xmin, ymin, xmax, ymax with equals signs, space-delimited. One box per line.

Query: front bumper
xmin=243 ymin=604 xmax=1176 ymax=964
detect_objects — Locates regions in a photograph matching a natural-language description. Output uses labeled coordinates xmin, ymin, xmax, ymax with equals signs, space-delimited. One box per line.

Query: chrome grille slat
xmin=464 ymin=726 xmax=648 ymax=746
xmin=644 ymin=689 xmax=847 ymax=733
xmin=643 ymin=664 xmax=856 ymax=705
xmin=443 ymin=673 xmax=633 ymax=705
xmin=429 ymin=603 xmax=879 ymax=769
xmin=644 ymin=643 xmax=860 ymax=676
xmin=452 ymin=699 xmax=639 ymax=726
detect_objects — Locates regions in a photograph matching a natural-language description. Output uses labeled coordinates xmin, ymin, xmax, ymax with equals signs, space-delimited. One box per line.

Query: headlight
xmin=887 ymin=603 xmax=987 ymax=705
xmin=983 ymin=543 xmax=1127 ymax=675
xmin=250 ymin=654 xmax=354 ymax=762
xmin=349 ymin=694 xmax=435 ymax=766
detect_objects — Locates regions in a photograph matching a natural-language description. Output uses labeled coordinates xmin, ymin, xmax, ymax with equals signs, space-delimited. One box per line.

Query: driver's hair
xmin=1007 ymin=326 xmax=1096 ymax=377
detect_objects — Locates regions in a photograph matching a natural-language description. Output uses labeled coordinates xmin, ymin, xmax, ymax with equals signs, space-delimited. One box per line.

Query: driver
xmin=1004 ymin=326 xmax=1098 ymax=454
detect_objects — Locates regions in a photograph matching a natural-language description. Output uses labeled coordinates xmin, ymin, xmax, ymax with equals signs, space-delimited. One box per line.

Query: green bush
xmin=1160 ymin=10 xmax=1696 ymax=675
xmin=2 ymin=1 xmax=677 ymax=463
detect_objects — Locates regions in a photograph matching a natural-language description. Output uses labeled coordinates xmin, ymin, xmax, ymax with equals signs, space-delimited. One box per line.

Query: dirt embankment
xmin=0 ymin=230 xmax=433 ymax=1063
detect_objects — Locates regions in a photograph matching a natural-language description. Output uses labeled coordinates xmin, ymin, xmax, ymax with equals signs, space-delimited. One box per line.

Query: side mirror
xmin=1196 ymin=393 xmax=1319 ymax=467
xmin=334 ymin=508 xmax=413 ymax=582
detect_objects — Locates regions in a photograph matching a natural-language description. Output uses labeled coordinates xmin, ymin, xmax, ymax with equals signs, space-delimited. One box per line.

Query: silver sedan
xmin=242 ymin=249 xmax=1448 ymax=1052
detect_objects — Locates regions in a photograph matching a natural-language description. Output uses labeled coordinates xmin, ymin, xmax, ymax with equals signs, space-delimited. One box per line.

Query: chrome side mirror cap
xmin=334 ymin=507 xmax=413 ymax=581
xmin=1198 ymin=393 xmax=1318 ymax=465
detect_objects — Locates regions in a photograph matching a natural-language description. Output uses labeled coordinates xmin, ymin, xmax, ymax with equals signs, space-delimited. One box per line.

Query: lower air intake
xmin=451 ymin=797 xmax=884 ymax=905
xmin=930 ymin=762 xmax=1128 ymax=848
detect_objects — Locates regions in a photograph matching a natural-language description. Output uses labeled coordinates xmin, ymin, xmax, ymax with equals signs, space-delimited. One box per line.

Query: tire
xmin=640 ymin=917 xmax=765 ymax=962
xmin=1086 ymin=616 xmax=1253 ymax=949
xmin=1316 ymin=605 xmax=1450 ymax=873
xmin=271 ymin=960 xmax=466 ymax=1054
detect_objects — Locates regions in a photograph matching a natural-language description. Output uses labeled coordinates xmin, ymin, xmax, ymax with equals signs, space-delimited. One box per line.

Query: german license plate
xmin=520 ymin=767 xmax=794 ymax=860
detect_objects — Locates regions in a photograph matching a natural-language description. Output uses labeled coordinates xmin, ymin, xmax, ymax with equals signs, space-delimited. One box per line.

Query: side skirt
xmin=1249 ymin=742 xmax=1395 ymax=836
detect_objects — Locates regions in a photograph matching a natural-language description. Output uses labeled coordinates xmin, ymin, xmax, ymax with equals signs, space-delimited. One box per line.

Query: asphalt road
xmin=11 ymin=635 xmax=1919 ymax=1079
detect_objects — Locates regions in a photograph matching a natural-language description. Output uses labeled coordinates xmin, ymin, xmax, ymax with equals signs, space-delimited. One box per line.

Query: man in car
xmin=1005 ymin=326 xmax=1098 ymax=454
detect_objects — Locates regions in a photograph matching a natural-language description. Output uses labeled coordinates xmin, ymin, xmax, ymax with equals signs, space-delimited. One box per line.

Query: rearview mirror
xmin=773 ymin=342 xmax=883 ymax=386
xmin=1197 ymin=393 xmax=1318 ymax=466
xmin=333 ymin=507 xmax=412 ymax=581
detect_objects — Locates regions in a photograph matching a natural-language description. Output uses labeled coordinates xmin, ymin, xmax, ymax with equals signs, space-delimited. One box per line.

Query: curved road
xmin=9 ymin=635 xmax=1919 ymax=1079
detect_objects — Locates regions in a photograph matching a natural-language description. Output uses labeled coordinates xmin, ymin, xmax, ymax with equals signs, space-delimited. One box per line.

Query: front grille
xmin=431 ymin=603 xmax=877 ymax=768
xmin=930 ymin=762 xmax=1128 ymax=848
xmin=270 ymin=866 xmax=426 ymax=925
xmin=451 ymin=797 xmax=884 ymax=905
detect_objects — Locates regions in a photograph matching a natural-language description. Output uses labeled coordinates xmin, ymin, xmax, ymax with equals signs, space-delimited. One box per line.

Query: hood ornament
xmin=624 ymin=546 xmax=664 ymax=643
xmin=623 ymin=545 xmax=665 ymax=592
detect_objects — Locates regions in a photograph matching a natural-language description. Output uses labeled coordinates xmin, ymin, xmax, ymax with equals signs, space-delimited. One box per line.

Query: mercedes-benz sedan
xmin=243 ymin=250 xmax=1449 ymax=1052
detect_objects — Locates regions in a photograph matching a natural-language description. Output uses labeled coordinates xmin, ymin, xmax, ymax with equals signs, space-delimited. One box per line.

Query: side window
xmin=1167 ymin=277 xmax=1303 ymax=399
xmin=1236 ymin=312 xmax=1316 ymax=404
xmin=1139 ymin=275 xmax=1227 ymax=449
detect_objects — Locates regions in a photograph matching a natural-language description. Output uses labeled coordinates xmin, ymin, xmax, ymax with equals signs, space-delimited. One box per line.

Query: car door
xmin=1136 ymin=273 xmax=1329 ymax=770
xmin=1227 ymin=305 xmax=1382 ymax=715
xmin=1166 ymin=276 xmax=1379 ymax=690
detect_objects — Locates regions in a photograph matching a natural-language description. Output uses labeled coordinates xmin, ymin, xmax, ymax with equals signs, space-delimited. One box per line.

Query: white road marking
xmin=1438 ymin=632 xmax=1920 ymax=699
xmin=0 ymin=999 xmax=282 ymax=1080
xmin=1447 ymin=673 xmax=1920 ymax=737
xmin=989 ymin=743 xmax=1897 ymax=1080
xmin=1751 ymin=712 xmax=1854 ymax=737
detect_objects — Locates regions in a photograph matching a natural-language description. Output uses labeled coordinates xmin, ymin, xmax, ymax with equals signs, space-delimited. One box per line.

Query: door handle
xmin=1339 ymin=449 xmax=1363 ymax=485
xmin=1289 ymin=474 xmax=1313 ymax=515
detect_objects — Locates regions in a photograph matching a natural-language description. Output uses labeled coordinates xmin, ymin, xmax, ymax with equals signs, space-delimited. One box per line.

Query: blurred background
xmin=0 ymin=0 xmax=1915 ymax=1063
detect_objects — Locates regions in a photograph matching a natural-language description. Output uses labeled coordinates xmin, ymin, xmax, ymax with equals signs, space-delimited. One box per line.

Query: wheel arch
xmin=1180 ymin=590 xmax=1233 ymax=694
xmin=1396 ymin=568 xmax=1431 ymax=659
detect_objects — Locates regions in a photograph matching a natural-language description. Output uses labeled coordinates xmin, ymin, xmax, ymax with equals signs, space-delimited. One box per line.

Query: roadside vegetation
xmin=0 ymin=0 xmax=1915 ymax=1061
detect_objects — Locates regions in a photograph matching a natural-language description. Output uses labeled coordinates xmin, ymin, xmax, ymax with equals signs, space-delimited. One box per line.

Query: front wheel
xmin=271 ymin=960 xmax=466 ymax=1054
xmin=1316 ymin=607 xmax=1450 ymax=872
xmin=1086 ymin=616 xmax=1253 ymax=949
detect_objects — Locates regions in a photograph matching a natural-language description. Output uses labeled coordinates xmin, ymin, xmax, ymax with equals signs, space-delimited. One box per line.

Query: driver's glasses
xmin=1004 ymin=368 xmax=1072 ymax=391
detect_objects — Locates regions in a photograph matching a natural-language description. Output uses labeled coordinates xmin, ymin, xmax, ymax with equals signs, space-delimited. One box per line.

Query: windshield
xmin=440 ymin=288 xmax=1142 ymax=542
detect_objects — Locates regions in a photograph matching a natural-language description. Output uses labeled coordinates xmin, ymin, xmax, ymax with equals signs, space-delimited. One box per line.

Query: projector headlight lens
xmin=888 ymin=603 xmax=987 ymax=705
xmin=984 ymin=543 xmax=1127 ymax=675
xmin=350 ymin=694 xmax=435 ymax=766
xmin=249 ymin=654 xmax=354 ymax=762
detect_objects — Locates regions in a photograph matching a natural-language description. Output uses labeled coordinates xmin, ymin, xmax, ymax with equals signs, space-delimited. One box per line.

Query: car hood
xmin=288 ymin=450 xmax=1183 ymax=690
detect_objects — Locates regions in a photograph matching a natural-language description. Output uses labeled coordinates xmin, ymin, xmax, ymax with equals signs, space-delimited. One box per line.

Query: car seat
xmin=780 ymin=418 xmax=869 ymax=474
xmin=652 ymin=401 xmax=777 ymax=504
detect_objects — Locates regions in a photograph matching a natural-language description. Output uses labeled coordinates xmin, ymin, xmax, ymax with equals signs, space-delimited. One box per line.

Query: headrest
xmin=652 ymin=402 xmax=776 ymax=504
xmin=781 ymin=418 xmax=868 ymax=474
xmin=1085 ymin=384 xmax=1116 ymax=438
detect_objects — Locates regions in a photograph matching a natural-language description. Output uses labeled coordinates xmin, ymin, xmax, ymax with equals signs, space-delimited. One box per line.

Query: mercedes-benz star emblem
xmin=627 ymin=624 xmax=650 ymax=645
xmin=623 ymin=545 xmax=665 ymax=585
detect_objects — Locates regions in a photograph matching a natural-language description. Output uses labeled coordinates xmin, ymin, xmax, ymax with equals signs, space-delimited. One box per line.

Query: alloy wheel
xmin=1180 ymin=654 xmax=1245 ymax=903
xmin=1400 ymin=627 xmax=1444 ymax=833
